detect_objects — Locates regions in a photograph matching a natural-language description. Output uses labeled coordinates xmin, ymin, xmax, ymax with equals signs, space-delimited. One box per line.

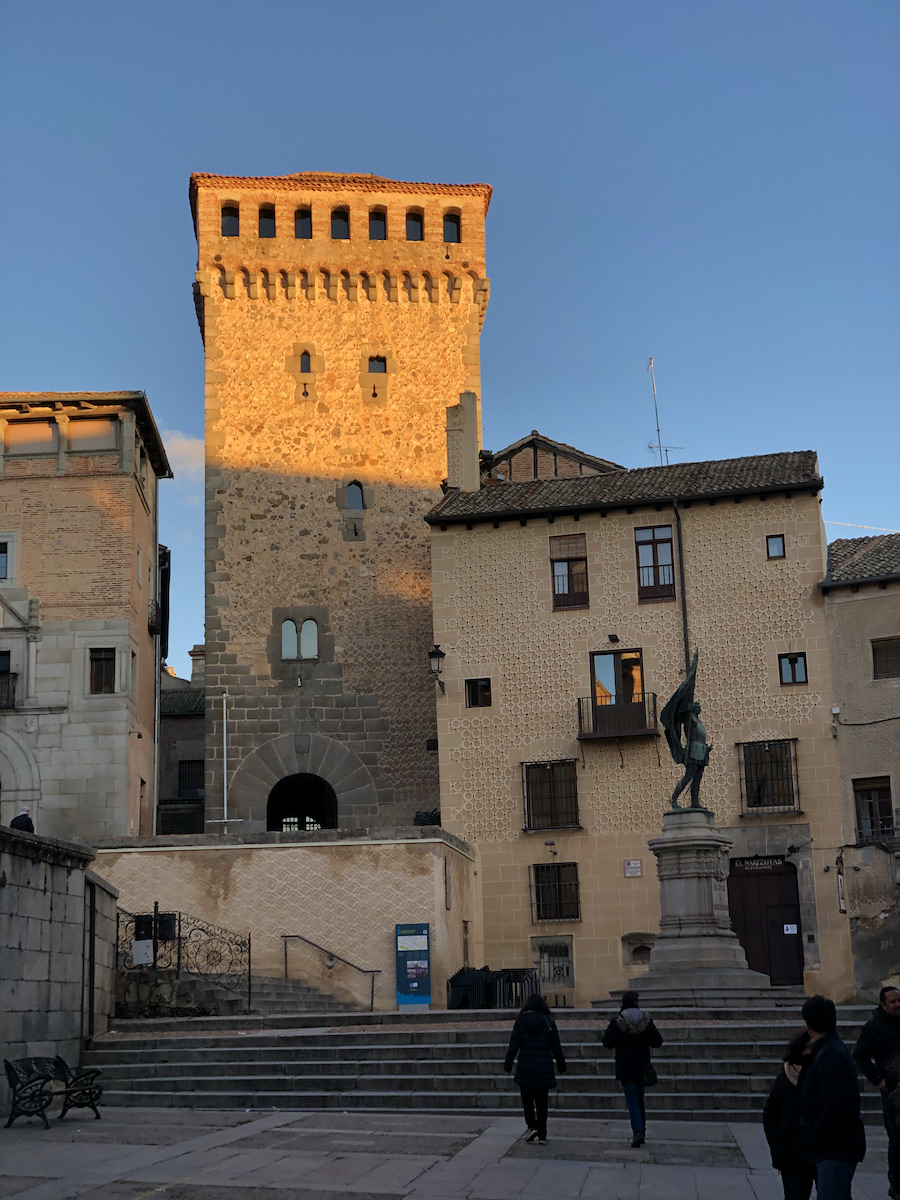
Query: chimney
xmin=445 ymin=391 xmax=480 ymax=492
xmin=189 ymin=644 xmax=206 ymax=687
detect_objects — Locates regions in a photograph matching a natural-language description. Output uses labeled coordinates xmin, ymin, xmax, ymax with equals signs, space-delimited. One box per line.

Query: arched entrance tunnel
xmin=266 ymin=773 xmax=338 ymax=832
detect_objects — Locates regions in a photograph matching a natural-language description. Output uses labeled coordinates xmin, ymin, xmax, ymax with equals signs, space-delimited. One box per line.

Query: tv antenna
xmin=646 ymin=357 xmax=682 ymax=465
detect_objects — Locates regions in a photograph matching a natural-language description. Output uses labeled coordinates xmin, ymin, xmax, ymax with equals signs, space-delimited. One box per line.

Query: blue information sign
xmin=395 ymin=922 xmax=431 ymax=1008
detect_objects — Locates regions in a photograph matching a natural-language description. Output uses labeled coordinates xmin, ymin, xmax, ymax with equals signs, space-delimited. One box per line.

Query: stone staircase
xmin=84 ymin=1003 xmax=883 ymax=1122
xmin=117 ymin=972 xmax=362 ymax=1019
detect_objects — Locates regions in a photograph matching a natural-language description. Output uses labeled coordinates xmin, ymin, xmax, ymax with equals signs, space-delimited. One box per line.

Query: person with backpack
xmin=503 ymin=993 xmax=566 ymax=1145
xmin=602 ymin=989 xmax=663 ymax=1147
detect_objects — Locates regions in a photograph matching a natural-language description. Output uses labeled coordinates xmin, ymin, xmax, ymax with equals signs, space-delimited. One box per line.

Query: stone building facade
xmin=428 ymin=443 xmax=856 ymax=1003
xmin=821 ymin=534 xmax=900 ymax=992
xmin=0 ymin=392 xmax=171 ymax=839
xmin=189 ymin=172 xmax=492 ymax=832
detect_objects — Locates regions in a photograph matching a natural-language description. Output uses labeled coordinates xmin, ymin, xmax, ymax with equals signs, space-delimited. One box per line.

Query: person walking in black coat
xmin=798 ymin=995 xmax=866 ymax=1200
xmin=763 ymin=1030 xmax=816 ymax=1200
xmin=601 ymin=989 xmax=663 ymax=1147
xmin=503 ymin=993 xmax=566 ymax=1144
xmin=852 ymin=984 xmax=900 ymax=1199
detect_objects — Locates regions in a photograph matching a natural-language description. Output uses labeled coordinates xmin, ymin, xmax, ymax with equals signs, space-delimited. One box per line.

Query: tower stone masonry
xmin=190 ymin=171 xmax=492 ymax=831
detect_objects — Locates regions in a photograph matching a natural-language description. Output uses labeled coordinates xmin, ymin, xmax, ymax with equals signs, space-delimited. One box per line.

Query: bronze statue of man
xmin=660 ymin=651 xmax=711 ymax=809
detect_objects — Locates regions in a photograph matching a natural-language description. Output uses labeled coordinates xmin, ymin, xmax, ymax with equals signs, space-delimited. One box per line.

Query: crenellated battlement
xmin=196 ymin=266 xmax=490 ymax=309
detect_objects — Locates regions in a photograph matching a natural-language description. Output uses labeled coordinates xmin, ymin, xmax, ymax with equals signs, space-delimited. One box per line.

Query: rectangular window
xmin=549 ymin=534 xmax=588 ymax=609
xmin=523 ymin=760 xmax=579 ymax=830
xmin=854 ymin=777 xmax=894 ymax=843
xmin=89 ymin=647 xmax=116 ymax=694
xmin=738 ymin=740 xmax=799 ymax=812
xmin=178 ymin=759 xmax=205 ymax=800
xmin=0 ymin=650 xmax=14 ymax=708
xmin=635 ymin=526 xmax=675 ymax=600
xmin=295 ymin=208 xmax=312 ymax=239
xmin=767 ymin=534 xmax=786 ymax=559
xmin=68 ymin=418 xmax=118 ymax=451
xmin=779 ymin=652 xmax=808 ymax=685
xmin=531 ymin=862 xmax=581 ymax=922
xmin=7 ymin=421 xmax=58 ymax=455
xmin=465 ymin=678 xmax=492 ymax=708
xmin=369 ymin=210 xmax=387 ymax=240
xmin=0 ymin=542 xmax=6 ymax=580
xmin=0 ymin=650 xmax=10 ymax=673
xmin=873 ymin=638 xmax=900 ymax=680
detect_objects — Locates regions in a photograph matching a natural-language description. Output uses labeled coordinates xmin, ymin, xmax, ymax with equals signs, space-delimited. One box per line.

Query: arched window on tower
xmin=368 ymin=356 xmax=387 ymax=373
xmin=299 ymin=351 xmax=311 ymax=374
xmin=331 ymin=208 xmax=350 ymax=239
xmin=258 ymin=206 xmax=276 ymax=238
xmin=299 ymin=619 xmax=318 ymax=660
xmin=443 ymin=212 xmax=461 ymax=243
xmin=295 ymin=208 xmax=312 ymax=238
xmin=369 ymin=209 xmax=387 ymax=240
xmin=346 ymin=482 xmax=364 ymax=509
xmin=221 ymin=205 xmax=240 ymax=237
xmin=406 ymin=210 xmax=424 ymax=241
xmin=281 ymin=619 xmax=298 ymax=660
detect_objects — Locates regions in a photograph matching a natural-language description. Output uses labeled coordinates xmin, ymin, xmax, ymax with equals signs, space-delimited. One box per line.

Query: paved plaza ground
xmin=0 ymin=1107 xmax=890 ymax=1200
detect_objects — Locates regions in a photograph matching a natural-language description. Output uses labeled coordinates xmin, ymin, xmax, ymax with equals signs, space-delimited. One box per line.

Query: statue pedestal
xmin=630 ymin=807 xmax=770 ymax=992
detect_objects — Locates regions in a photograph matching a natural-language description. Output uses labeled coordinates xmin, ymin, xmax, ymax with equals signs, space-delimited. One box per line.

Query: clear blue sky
xmin=1 ymin=1 xmax=897 ymax=677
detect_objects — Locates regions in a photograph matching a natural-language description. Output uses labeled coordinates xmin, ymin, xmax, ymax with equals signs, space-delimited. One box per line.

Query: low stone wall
xmin=0 ymin=828 xmax=118 ymax=1109
xmin=93 ymin=827 xmax=475 ymax=1012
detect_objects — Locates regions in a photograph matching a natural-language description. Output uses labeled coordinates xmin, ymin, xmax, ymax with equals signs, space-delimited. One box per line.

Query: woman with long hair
xmin=503 ymin=993 xmax=566 ymax=1145
xmin=763 ymin=1030 xmax=816 ymax=1200
xmin=601 ymin=989 xmax=664 ymax=1147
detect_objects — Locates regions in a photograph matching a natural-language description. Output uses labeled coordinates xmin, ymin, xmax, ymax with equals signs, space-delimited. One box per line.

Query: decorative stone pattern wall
xmin=0 ymin=828 xmax=118 ymax=1110
xmin=192 ymin=175 xmax=491 ymax=828
xmin=95 ymin=827 xmax=474 ymax=1011
xmin=433 ymin=492 xmax=854 ymax=1001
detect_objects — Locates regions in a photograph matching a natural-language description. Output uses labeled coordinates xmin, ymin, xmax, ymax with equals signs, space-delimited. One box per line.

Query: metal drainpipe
xmin=152 ymin=473 xmax=161 ymax=838
xmin=672 ymin=498 xmax=690 ymax=672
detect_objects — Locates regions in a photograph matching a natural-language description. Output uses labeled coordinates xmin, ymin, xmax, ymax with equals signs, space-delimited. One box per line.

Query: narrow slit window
xmin=369 ymin=210 xmax=387 ymax=240
xmin=221 ymin=205 xmax=240 ymax=236
xmin=406 ymin=211 xmax=424 ymax=241
xmin=295 ymin=208 xmax=312 ymax=238
xmin=258 ymin=206 xmax=276 ymax=238
xmin=299 ymin=619 xmax=318 ymax=660
xmin=331 ymin=208 xmax=350 ymax=239
xmin=299 ymin=351 xmax=311 ymax=374
xmin=443 ymin=212 xmax=461 ymax=243
xmin=0 ymin=542 xmax=7 ymax=580
xmin=281 ymin=619 xmax=298 ymax=661
xmin=346 ymin=482 xmax=364 ymax=509
xmin=368 ymin=356 xmax=387 ymax=373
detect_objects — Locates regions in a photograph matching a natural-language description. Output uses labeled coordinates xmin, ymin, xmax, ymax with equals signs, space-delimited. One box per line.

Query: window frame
xmin=177 ymin=759 xmax=205 ymax=801
xmin=854 ymin=776 xmax=894 ymax=843
xmin=294 ymin=207 xmax=312 ymax=239
xmin=405 ymin=210 xmax=424 ymax=242
xmin=737 ymin=739 xmax=800 ymax=813
xmin=530 ymin=861 xmax=581 ymax=922
xmin=299 ymin=618 xmax=318 ymax=661
xmin=258 ymin=205 xmax=276 ymax=238
xmin=873 ymin=638 xmax=900 ymax=680
xmin=549 ymin=534 xmax=589 ymax=610
xmin=221 ymin=204 xmax=240 ymax=237
xmin=281 ymin=619 xmax=298 ymax=661
xmin=778 ymin=652 xmax=808 ymax=685
xmin=331 ymin=208 xmax=350 ymax=240
xmin=464 ymin=678 xmax=492 ymax=708
xmin=367 ymin=356 xmax=387 ymax=374
xmin=89 ymin=647 xmax=117 ymax=695
xmin=635 ymin=525 xmax=676 ymax=601
xmin=369 ymin=209 xmax=387 ymax=240
xmin=443 ymin=212 xmax=461 ymax=243
xmin=523 ymin=759 xmax=579 ymax=831
xmin=766 ymin=534 xmax=786 ymax=560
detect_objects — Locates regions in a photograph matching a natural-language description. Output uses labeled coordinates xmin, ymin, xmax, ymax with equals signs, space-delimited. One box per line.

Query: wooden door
xmin=727 ymin=859 xmax=804 ymax=986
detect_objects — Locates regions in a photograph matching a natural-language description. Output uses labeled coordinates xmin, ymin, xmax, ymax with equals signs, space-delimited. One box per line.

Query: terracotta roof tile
xmin=820 ymin=534 xmax=900 ymax=589
xmin=190 ymin=172 xmax=493 ymax=212
xmin=427 ymin=450 xmax=822 ymax=523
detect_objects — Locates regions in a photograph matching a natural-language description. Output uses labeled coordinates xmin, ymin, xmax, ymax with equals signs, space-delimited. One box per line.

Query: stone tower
xmin=190 ymin=172 xmax=491 ymax=832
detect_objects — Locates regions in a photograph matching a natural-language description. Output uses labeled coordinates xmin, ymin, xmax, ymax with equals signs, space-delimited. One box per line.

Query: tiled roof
xmin=190 ymin=172 xmax=493 ymax=212
xmin=428 ymin=450 xmax=822 ymax=523
xmin=484 ymin=430 xmax=624 ymax=473
xmin=820 ymin=534 xmax=900 ymax=590
xmin=160 ymin=689 xmax=205 ymax=718
xmin=0 ymin=391 xmax=172 ymax=478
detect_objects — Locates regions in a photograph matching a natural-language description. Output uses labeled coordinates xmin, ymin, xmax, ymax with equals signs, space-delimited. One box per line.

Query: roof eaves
xmin=819 ymin=571 xmax=900 ymax=593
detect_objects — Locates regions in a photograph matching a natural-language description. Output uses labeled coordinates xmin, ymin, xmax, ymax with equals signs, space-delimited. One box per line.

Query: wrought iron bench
xmin=4 ymin=1056 xmax=102 ymax=1128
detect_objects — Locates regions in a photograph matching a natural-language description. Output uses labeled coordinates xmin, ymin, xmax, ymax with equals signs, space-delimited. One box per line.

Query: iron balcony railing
xmin=0 ymin=672 xmax=17 ymax=709
xmin=577 ymin=692 xmax=658 ymax=739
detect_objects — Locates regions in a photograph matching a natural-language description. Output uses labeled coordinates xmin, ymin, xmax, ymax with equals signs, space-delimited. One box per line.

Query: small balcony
xmin=0 ymin=672 xmax=17 ymax=709
xmin=577 ymin=693 xmax=658 ymax=739
xmin=148 ymin=599 xmax=161 ymax=636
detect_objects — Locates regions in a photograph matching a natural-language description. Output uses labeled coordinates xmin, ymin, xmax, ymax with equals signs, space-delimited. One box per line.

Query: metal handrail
xmin=281 ymin=933 xmax=381 ymax=1011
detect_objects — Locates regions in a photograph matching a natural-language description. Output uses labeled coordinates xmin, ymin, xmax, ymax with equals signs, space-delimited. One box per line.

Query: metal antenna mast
xmin=647 ymin=357 xmax=664 ymax=464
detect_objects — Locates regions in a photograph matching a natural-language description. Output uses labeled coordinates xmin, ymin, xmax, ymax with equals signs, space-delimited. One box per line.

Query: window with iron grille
xmin=873 ymin=638 xmax=900 ymax=680
xmin=178 ymin=759 xmax=205 ymax=800
xmin=531 ymin=862 xmax=581 ymax=922
xmin=465 ymin=678 xmax=492 ymax=708
xmin=778 ymin=652 xmax=808 ymax=685
xmin=635 ymin=526 xmax=675 ymax=600
xmin=89 ymin=647 xmax=116 ymax=694
xmin=854 ymin=777 xmax=894 ymax=842
xmin=738 ymin=740 xmax=799 ymax=811
xmin=523 ymin=760 xmax=579 ymax=829
xmin=549 ymin=534 xmax=588 ymax=609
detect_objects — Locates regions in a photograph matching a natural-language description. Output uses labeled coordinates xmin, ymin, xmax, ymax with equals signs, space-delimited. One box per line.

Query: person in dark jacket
xmin=601 ymin=989 xmax=663 ymax=1147
xmin=763 ymin=1029 xmax=816 ymax=1200
xmin=852 ymin=985 xmax=900 ymax=1200
xmin=9 ymin=807 xmax=34 ymax=833
xmin=503 ymin=993 xmax=566 ymax=1144
xmin=798 ymin=995 xmax=865 ymax=1200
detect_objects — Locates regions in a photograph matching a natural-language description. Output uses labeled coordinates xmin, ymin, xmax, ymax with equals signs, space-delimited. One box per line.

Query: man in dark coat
xmin=763 ymin=1030 xmax=815 ymax=1200
xmin=9 ymin=807 xmax=34 ymax=833
xmin=602 ymin=989 xmax=664 ymax=1147
xmin=798 ymin=995 xmax=865 ymax=1200
xmin=504 ymin=994 xmax=566 ymax=1144
xmin=852 ymin=984 xmax=900 ymax=1199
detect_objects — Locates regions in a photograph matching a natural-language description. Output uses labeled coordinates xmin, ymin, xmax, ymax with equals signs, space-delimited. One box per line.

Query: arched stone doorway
xmin=267 ymin=773 xmax=338 ymax=832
